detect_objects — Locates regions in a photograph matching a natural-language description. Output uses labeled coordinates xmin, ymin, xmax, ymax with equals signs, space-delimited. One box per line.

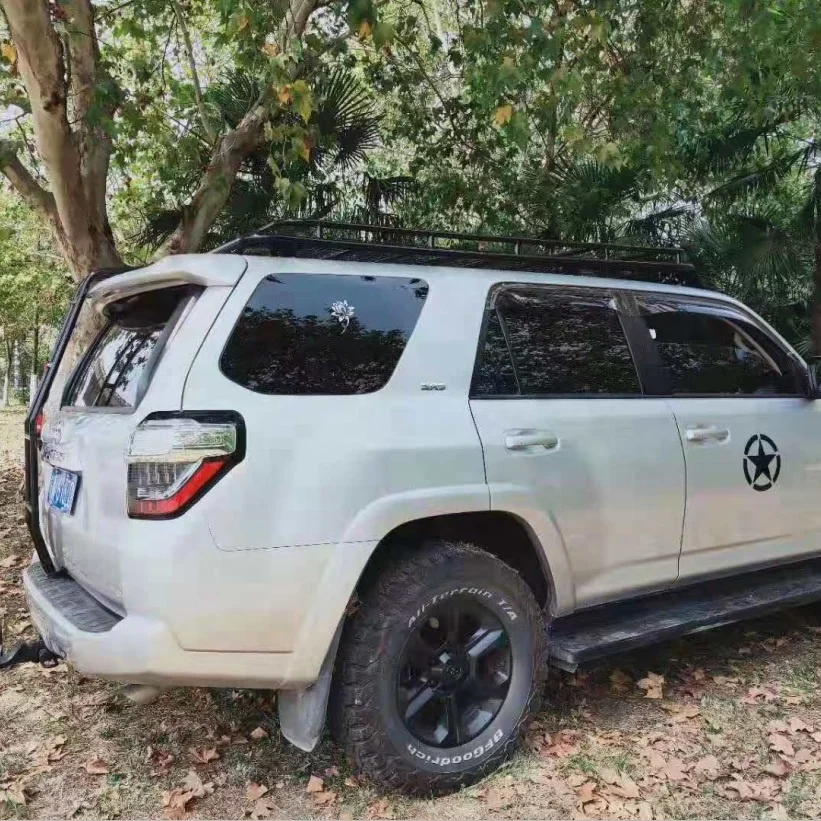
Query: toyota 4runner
xmin=15 ymin=221 xmax=821 ymax=794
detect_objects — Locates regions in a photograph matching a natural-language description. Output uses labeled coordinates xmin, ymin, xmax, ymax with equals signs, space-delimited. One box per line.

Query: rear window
xmin=220 ymin=273 xmax=429 ymax=395
xmin=65 ymin=287 xmax=190 ymax=409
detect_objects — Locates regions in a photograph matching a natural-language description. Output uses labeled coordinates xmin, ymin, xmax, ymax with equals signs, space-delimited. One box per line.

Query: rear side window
xmin=220 ymin=273 xmax=429 ymax=395
xmin=472 ymin=286 xmax=641 ymax=396
xmin=638 ymin=298 xmax=799 ymax=396
xmin=65 ymin=287 xmax=189 ymax=409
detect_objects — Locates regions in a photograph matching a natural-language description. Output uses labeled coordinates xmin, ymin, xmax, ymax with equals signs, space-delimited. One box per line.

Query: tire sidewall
xmin=375 ymin=570 xmax=537 ymax=776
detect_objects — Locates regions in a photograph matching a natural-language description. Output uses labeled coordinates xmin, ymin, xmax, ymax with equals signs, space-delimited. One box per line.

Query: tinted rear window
xmin=220 ymin=273 xmax=429 ymax=395
xmin=65 ymin=287 xmax=189 ymax=409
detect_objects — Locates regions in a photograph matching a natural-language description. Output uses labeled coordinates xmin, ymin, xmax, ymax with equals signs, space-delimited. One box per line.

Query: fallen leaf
xmin=484 ymin=786 xmax=511 ymax=810
xmin=305 ymin=775 xmax=324 ymax=794
xmin=182 ymin=769 xmax=214 ymax=798
xmin=767 ymin=720 xmax=789 ymax=734
xmin=788 ymin=717 xmax=812 ymax=735
xmin=741 ymin=686 xmax=777 ymax=704
xmin=149 ymin=748 xmax=175 ymax=776
xmin=0 ymin=781 xmax=27 ymax=806
xmin=637 ymin=672 xmax=664 ymax=699
xmin=246 ymin=782 xmax=268 ymax=801
xmin=250 ymin=797 xmax=277 ymax=819
xmin=764 ymin=759 xmax=792 ymax=777
xmin=713 ymin=675 xmax=740 ymax=686
xmin=190 ymin=747 xmax=220 ymax=764
xmin=84 ymin=756 xmax=110 ymax=775
xmin=0 ymin=555 xmax=17 ymax=568
xmin=693 ymin=754 xmax=721 ymax=781
xmin=576 ymin=780 xmax=598 ymax=805
xmin=162 ymin=788 xmax=194 ymax=820
xmin=609 ymin=772 xmax=640 ymax=799
xmin=662 ymin=757 xmax=688 ymax=781
xmin=598 ymin=767 xmax=620 ymax=785
xmin=312 ymin=790 xmax=337 ymax=806
xmin=662 ymin=703 xmax=701 ymax=722
xmin=43 ymin=735 xmax=67 ymax=762
xmin=767 ymin=733 xmax=795 ymax=758
xmin=0 ymin=43 xmax=16 ymax=65
xmin=366 ymin=797 xmax=395 ymax=819
xmin=540 ymin=729 xmax=581 ymax=759
xmin=249 ymin=726 xmax=269 ymax=741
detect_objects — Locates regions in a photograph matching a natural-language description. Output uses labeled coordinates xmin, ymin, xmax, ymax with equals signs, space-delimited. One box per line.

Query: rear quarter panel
xmin=182 ymin=258 xmax=490 ymax=551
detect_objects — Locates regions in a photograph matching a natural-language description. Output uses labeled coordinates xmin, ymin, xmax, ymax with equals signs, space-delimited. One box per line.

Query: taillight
xmin=126 ymin=412 xmax=244 ymax=519
xmin=35 ymin=411 xmax=44 ymax=437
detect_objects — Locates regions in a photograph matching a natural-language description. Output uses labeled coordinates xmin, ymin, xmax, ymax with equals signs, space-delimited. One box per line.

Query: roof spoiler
xmin=88 ymin=254 xmax=247 ymax=311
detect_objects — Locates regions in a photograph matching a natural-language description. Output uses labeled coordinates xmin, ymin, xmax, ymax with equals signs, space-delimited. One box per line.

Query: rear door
xmin=468 ymin=284 xmax=686 ymax=610
xmin=633 ymin=293 xmax=821 ymax=581
xmin=36 ymin=258 xmax=246 ymax=606
xmin=39 ymin=287 xmax=195 ymax=605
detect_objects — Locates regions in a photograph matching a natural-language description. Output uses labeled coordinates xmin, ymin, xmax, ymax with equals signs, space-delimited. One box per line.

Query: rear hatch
xmin=32 ymin=256 xmax=246 ymax=608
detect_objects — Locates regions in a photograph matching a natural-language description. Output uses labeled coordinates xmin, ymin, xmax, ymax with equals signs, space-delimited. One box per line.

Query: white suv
xmin=18 ymin=223 xmax=821 ymax=794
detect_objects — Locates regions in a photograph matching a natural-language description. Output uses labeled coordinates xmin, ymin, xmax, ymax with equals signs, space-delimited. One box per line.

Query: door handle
xmin=685 ymin=425 xmax=730 ymax=443
xmin=504 ymin=430 xmax=559 ymax=451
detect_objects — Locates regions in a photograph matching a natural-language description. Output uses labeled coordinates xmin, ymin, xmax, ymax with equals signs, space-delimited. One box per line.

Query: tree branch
xmin=164 ymin=0 xmax=329 ymax=255
xmin=164 ymin=105 xmax=268 ymax=254
xmin=0 ymin=143 xmax=56 ymax=219
xmin=169 ymin=0 xmax=217 ymax=143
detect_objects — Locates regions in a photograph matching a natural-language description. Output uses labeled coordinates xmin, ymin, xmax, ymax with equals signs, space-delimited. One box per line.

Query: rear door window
xmin=220 ymin=273 xmax=429 ymax=395
xmin=65 ymin=286 xmax=191 ymax=409
xmin=472 ymin=286 xmax=641 ymax=396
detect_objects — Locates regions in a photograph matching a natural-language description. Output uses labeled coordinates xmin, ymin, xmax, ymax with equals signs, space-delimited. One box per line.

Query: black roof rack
xmin=213 ymin=219 xmax=699 ymax=287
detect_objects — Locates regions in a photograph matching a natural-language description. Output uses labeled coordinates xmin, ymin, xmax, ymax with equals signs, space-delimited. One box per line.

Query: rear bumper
xmin=22 ymin=555 xmax=362 ymax=689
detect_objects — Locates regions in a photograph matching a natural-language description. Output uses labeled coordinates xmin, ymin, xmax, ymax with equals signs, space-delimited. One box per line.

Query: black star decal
xmin=743 ymin=434 xmax=781 ymax=491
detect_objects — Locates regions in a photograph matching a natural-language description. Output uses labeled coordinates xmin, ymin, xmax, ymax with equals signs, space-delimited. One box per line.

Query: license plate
xmin=47 ymin=468 xmax=80 ymax=514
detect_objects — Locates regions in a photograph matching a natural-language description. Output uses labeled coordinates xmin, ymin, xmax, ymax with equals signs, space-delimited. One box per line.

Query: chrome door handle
xmin=504 ymin=431 xmax=559 ymax=451
xmin=685 ymin=425 xmax=730 ymax=443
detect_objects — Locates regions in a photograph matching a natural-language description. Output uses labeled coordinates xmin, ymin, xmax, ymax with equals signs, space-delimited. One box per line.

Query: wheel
xmin=329 ymin=542 xmax=548 ymax=795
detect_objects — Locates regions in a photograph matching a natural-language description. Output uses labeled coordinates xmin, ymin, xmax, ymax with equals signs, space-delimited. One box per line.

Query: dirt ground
xmin=2 ymin=408 xmax=821 ymax=820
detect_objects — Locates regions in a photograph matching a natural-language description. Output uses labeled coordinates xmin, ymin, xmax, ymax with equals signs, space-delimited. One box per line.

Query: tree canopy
xmin=1 ymin=0 xmax=820 ymax=349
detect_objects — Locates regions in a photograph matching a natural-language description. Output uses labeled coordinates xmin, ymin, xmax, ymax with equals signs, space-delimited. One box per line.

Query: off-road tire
xmin=329 ymin=542 xmax=548 ymax=795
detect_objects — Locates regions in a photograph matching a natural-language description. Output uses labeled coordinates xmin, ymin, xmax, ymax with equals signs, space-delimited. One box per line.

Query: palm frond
xmin=363 ymin=174 xmax=416 ymax=214
xmin=705 ymin=146 xmax=810 ymax=202
xmin=311 ymin=70 xmax=380 ymax=170
xmin=207 ymin=72 xmax=261 ymax=129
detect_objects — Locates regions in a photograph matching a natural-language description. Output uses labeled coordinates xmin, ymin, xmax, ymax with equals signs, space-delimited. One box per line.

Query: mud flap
xmin=278 ymin=622 xmax=343 ymax=752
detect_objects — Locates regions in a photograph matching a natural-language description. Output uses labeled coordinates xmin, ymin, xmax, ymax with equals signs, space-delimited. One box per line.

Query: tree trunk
xmin=29 ymin=321 xmax=39 ymax=402
xmin=12 ymin=333 xmax=22 ymax=395
xmin=3 ymin=339 xmax=12 ymax=407
xmin=0 ymin=0 xmax=122 ymax=279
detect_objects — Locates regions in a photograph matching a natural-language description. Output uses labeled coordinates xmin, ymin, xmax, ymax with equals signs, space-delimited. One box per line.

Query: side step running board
xmin=549 ymin=558 xmax=821 ymax=672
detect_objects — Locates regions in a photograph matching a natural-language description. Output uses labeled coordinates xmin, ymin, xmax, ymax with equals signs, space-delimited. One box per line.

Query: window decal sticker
xmin=330 ymin=299 xmax=355 ymax=333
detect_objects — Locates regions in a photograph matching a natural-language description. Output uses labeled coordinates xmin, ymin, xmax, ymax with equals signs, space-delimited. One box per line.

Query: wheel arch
xmin=356 ymin=510 xmax=556 ymax=610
